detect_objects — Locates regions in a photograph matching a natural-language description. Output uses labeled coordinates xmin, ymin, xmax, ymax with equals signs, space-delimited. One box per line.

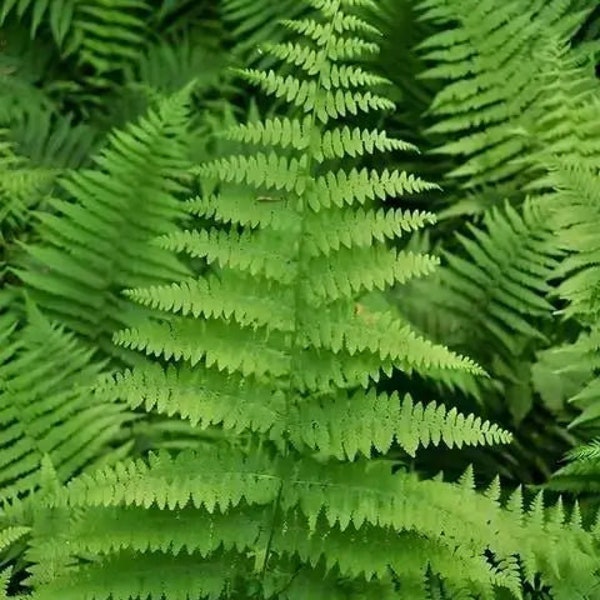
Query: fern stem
xmin=287 ymin=0 xmax=342 ymax=437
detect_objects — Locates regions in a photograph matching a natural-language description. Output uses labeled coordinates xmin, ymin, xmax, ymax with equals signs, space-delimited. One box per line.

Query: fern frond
xmin=521 ymin=40 xmax=600 ymax=190
xmin=94 ymin=360 xmax=286 ymax=433
xmin=1 ymin=0 xmax=150 ymax=82
xmin=0 ymin=526 xmax=29 ymax=553
xmin=124 ymin=27 xmax=224 ymax=97
xmin=14 ymin=88 xmax=194 ymax=355
xmin=0 ymin=134 xmax=57 ymax=237
xmin=546 ymin=162 xmax=600 ymax=321
xmin=404 ymin=199 xmax=560 ymax=360
xmin=222 ymin=0 xmax=307 ymax=67
xmin=0 ymin=302 xmax=130 ymax=502
xmin=310 ymin=168 xmax=439 ymax=210
xmin=10 ymin=109 xmax=101 ymax=169
xmin=29 ymin=551 xmax=241 ymax=600
xmin=113 ymin=318 xmax=291 ymax=379
xmin=124 ymin=273 xmax=295 ymax=331
xmin=418 ymin=0 xmax=594 ymax=190
xmin=156 ymin=228 xmax=299 ymax=284
xmin=0 ymin=0 xmax=75 ymax=45
xmin=35 ymin=447 xmax=599 ymax=595
xmin=185 ymin=191 xmax=301 ymax=231
xmin=303 ymin=207 xmax=436 ymax=256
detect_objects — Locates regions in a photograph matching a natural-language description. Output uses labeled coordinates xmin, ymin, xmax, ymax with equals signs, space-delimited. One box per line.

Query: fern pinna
xmin=0 ymin=297 xmax=131 ymax=595
xmin=23 ymin=1 xmax=600 ymax=598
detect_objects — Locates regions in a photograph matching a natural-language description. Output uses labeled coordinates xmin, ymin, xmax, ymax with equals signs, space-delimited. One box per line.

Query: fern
xmin=370 ymin=0 xmax=448 ymax=193
xmin=393 ymin=198 xmax=577 ymax=484
xmin=12 ymin=87 xmax=194 ymax=358
xmin=20 ymin=2 xmax=600 ymax=598
xmin=0 ymin=134 xmax=57 ymax=235
xmin=1 ymin=0 xmax=150 ymax=84
xmin=521 ymin=41 xmax=600 ymax=189
xmin=459 ymin=201 xmax=553 ymax=351
xmin=0 ymin=0 xmax=76 ymax=46
xmin=222 ymin=0 xmax=308 ymax=67
xmin=542 ymin=163 xmax=600 ymax=494
xmin=526 ymin=90 xmax=600 ymax=436
xmin=0 ymin=22 xmax=59 ymax=135
xmin=398 ymin=199 xmax=559 ymax=379
xmin=123 ymin=28 xmax=225 ymax=98
xmin=546 ymin=163 xmax=600 ymax=322
xmin=417 ymin=0 xmax=595 ymax=195
xmin=10 ymin=109 xmax=102 ymax=169
xmin=550 ymin=436 xmax=600 ymax=494
xmin=0 ymin=300 xmax=130 ymax=503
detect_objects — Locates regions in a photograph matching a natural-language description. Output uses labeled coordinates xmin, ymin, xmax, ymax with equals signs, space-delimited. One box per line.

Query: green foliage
xmin=0 ymin=135 xmax=58 ymax=268
xmin=522 ymin=42 xmax=600 ymax=188
xmin=403 ymin=199 xmax=559 ymax=363
xmin=540 ymin=164 xmax=600 ymax=495
xmin=12 ymin=88 xmax=194 ymax=357
xmin=394 ymin=198 xmax=576 ymax=484
xmin=391 ymin=0 xmax=600 ymax=490
xmin=1 ymin=0 xmax=149 ymax=81
xmin=22 ymin=1 xmax=589 ymax=598
xmin=12 ymin=2 xmax=600 ymax=598
xmin=222 ymin=0 xmax=307 ymax=67
xmin=512 ymin=37 xmax=600 ymax=499
xmin=417 ymin=0 xmax=596 ymax=214
xmin=1 ymin=0 xmax=600 ymax=597
xmin=0 ymin=300 xmax=130 ymax=502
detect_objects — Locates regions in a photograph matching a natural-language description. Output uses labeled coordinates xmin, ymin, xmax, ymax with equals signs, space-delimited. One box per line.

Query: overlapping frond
xmin=10 ymin=109 xmax=102 ymax=169
xmin=12 ymin=87 xmax=194 ymax=356
xmin=541 ymin=163 xmax=600 ymax=493
xmin=522 ymin=41 xmax=600 ymax=189
xmin=418 ymin=0 xmax=595 ymax=191
xmin=498 ymin=30 xmax=600 ymax=496
xmin=123 ymin=28 xmax=224 ymax=97
xmin=222 ymin=0 xmax=309 ymax=67
xmin=96 ymin=362 xmax=508 ymax=459
xmin=0 ymin=301 xmax=130 ymax=503
xmin=547 ymin=163 xmax=600 ymax=322
xmin=27 ymin=448 xmax=599 ymax=598
xmin=550 ymin=436 xmax=600 ymax=493
xmin=402 ymin=199 xmax=559 ymax=364
xmin=1 ymin=0 xmax=150 ymax=83
xmin=395 ymin=197 xmax=570 ymax=479
xmin=0 ymin=134 xmax=57 ymax=242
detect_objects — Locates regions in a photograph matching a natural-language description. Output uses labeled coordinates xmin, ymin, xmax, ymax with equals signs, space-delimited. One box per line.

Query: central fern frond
xmin=23 ymin=1 xmax=600 ymax=598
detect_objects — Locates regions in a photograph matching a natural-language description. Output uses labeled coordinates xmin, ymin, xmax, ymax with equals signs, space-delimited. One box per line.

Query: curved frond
xmin=418 ymin=0 xmax=594 ymax=190
xmin=0 ymin=302 xmax=129 ymax=503
xmin=13 ymin=88 xmax=194 ymax=355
